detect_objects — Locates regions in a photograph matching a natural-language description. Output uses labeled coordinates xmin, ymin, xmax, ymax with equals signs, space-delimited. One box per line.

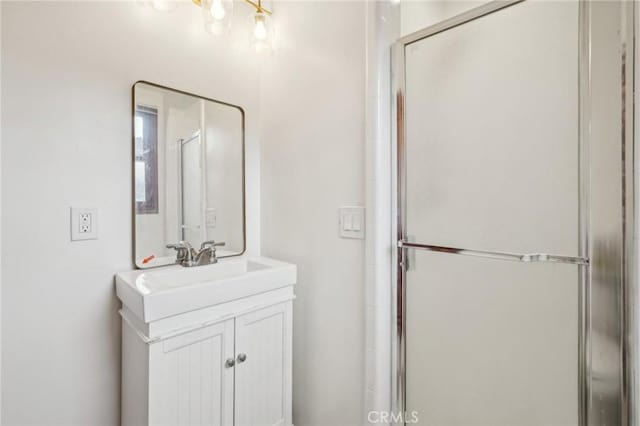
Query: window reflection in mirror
xmin=133 ymin=82 xmax=245 ymax=268
xmin=134 ymin=107 xmax=159 ymax=214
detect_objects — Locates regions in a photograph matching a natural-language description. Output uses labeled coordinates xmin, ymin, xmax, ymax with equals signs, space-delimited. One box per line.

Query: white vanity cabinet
xmin=116 ymin=257 xmax=296 ymax=426
xmin=234 ymin=303 xmax=291 ymax=426
xmin=147 ymin=319 xmax=235 ymax=426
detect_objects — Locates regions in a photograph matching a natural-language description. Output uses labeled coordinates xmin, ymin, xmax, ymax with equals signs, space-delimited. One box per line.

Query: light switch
xmin=206 ymin=208 xmax=217 ymax=228
xmin=339 ymin=206 xmax=365 ymax=239
xmin=344 ymin=213 xmax=353 ymax=231
xmin=352 ymin=214 xmax=362 ymax=231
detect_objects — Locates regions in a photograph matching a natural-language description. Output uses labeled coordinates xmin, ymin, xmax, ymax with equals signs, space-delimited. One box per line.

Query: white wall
xmin=364 ymin=1 xmax=398 ymax=423
xmin=1 ymin=2 xmax=261 ymax=424
xmin=0 ymin=2 xmax=3 ymax=420
xmin=259 ymin=2 xmax=366 ymax=425
xmin=401 ymin=0 xmax=486 ymax=36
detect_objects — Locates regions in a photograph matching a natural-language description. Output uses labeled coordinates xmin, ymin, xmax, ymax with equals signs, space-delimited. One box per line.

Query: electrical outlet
xmin=79 ymin=213 xmax=92 ymax=233
xmin=71 ymin=208 xmax=98 ymax=241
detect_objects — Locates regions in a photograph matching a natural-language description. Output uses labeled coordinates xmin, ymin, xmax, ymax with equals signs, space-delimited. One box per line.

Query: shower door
xmin=180 ymin=133 xmax=204 ymax=244
xmin=394 ymin=1 xmax=633 ymax=425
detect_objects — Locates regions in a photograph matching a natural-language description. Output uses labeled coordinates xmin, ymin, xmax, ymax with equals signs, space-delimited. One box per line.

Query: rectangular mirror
xmin=133 ymin=81 xmax=245 ymax=268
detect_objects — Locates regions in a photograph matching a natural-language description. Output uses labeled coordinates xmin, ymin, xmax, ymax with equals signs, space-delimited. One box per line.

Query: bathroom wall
xmin=0 ymin=3 xmax=3 ymax=421
xmin=401 ymin=0 xmax=486 ymax=36
xmin=364 ymin=1 xmax=399 ymax=423
xmin=259 ymin=2 xmax=366 ymax=425
xmin=1 ymin=2 xmax=261 ymax=424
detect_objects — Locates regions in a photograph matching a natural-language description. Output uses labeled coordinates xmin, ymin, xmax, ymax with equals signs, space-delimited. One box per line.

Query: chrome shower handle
xmin=398 ymin=241 xmax=589 ymax=265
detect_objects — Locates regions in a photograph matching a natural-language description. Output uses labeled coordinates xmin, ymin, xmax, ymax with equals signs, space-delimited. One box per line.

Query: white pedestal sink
xmin=116 ymin=256 xmax=296 ymax=426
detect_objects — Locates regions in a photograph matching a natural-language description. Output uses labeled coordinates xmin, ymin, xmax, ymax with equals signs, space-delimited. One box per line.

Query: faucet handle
xmin=166 ymin=242 xmax=195 ymax=265
xmin=200 ymin=240 xmax=226 ymax=249
xmin=167 ymin=241 xmax=193 ymax=250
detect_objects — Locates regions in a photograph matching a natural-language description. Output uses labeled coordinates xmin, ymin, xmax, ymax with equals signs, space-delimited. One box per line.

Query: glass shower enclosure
xmin=392 ymin=1 xmax=635 ymax=425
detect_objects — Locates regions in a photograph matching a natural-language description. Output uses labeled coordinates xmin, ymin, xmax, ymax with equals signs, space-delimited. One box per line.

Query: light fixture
xmin=210 ymin=0 xmax=226 ymax=20
xmin=192 ymin=0 xmax=273 ymax=49
xmin=245 ymin=0 xmax=273 ymax=50
xmin=199 ymin=0 xmax=234 ymax=35
xmin=253 ymin=12 xmax=267 ymax=40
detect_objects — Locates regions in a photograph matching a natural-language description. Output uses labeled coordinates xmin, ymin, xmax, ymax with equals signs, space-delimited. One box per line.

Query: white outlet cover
xmin=71 ymin=208 xmax=98 ymax=241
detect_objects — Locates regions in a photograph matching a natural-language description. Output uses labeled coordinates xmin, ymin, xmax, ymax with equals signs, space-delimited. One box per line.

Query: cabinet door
xmin=149 ymin=319 xmax=235 ymax=426
xmin=234 ymin=302 xmax=292 ymax=426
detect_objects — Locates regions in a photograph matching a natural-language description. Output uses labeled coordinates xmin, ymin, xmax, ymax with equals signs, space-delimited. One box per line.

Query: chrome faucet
xmin=166 ymin=240 xmax=226 ymax=267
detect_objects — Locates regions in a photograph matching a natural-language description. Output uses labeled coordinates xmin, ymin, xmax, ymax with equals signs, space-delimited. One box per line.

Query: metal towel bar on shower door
xmin=398 ymin=240 xmax=589 ymax=265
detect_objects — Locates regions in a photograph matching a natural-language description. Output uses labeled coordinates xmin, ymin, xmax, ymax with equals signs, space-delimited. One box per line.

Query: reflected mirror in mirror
xmin=133 ymin=81 xmax=245 ymax=268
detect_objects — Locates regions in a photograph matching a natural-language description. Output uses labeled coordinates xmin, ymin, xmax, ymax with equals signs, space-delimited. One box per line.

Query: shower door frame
xmin=390 ymin=1 xmax=636 ymax=425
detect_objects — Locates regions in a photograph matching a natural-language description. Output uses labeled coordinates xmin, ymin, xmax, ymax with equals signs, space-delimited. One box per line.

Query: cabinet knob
xmin=225 ymin=358 xmax=235 ymax=368
xmin=237 ymin=353 xmax=247 ymax=363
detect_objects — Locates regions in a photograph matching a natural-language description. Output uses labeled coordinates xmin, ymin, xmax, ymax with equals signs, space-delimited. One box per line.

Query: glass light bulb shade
xmin=201 ymin=0 xmax=233 ymax=35
xmin=254 ymin=15 xmax=267 ymax=40
xmin=250 ymin=11 xmax=274 ymax=52
xmin=210 ymin=0 xmax=226 ymax=20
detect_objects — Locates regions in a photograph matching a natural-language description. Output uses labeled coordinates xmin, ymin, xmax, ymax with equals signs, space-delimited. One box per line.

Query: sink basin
xmin=116 ymin=257 xmax=296 ymax=322
xmin=135 ymin=259 xmax=270 ymax=293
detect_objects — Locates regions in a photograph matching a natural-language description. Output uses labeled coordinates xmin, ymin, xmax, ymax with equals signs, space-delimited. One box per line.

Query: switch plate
xmin=206 ymin=208 xmax=217 ymax=228
xmin=71 ymin=208 xmax=98 ymax=241
xmin=339 ymin=206 xmax=365 ymax=239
